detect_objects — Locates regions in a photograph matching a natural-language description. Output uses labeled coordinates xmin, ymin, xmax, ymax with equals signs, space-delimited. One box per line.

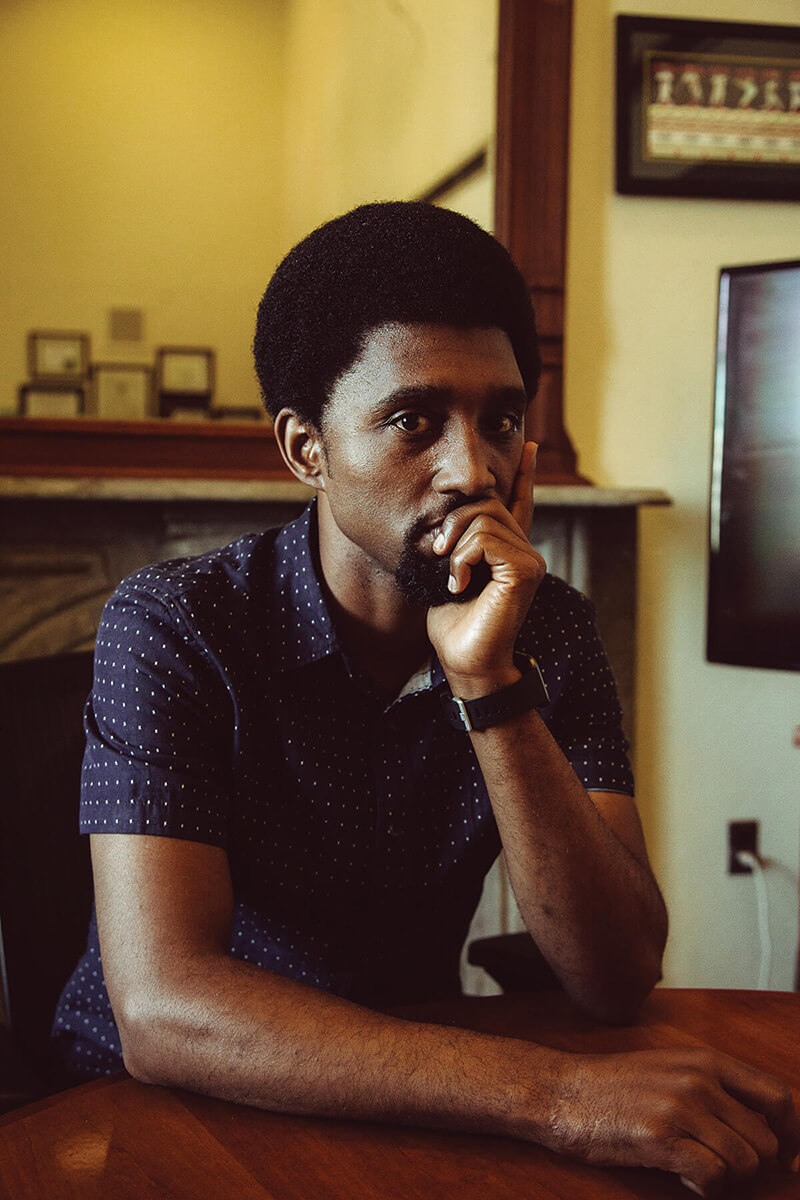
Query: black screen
xmin=707 ymin=259 xmax=800 ymax=671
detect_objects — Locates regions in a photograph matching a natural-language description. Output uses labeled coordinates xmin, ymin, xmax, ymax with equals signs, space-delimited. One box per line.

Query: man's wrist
xmin=441 ymin=653 xmax=550 ymax=733
xmin=443 ymin=665 xmax=522 ymax=701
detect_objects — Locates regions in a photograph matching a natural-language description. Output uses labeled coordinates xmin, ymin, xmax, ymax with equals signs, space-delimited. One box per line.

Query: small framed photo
xmin=616 ymin=15 xmax=800 ymax=199
xmin=18 ymin=382 xmax=86 ymax=418
xmin=27 ymin=331 xmax=90 ymax=381
xmin=91 ymin=362 xmax=154 ymax=420
xmin=156 ymin=346 xmax=215 ymax=395
xmin=156 ymin=346 xmax=215 ymax=419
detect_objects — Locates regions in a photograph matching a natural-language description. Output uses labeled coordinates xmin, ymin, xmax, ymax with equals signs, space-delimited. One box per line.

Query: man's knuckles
xmin=438 ymin=503 xmax=522 ymax=549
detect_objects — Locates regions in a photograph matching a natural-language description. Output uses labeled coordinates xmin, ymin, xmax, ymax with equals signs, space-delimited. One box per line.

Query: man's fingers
xmin=446 ymin=527 xmax=543 ymax=597
xmin=712 ymin=1092 xmax=779 ymax=1165
xmin=670 ymin=1140 xmax=727 ymax=1198
xmin=721 ymin=1060 xmax=800 ymax=1169
xmin=433 ymin=501 xmax=524 ymax=559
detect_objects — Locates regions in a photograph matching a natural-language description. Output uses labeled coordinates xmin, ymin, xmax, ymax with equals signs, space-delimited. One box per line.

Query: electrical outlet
xmin=728 ymin=820 xmax=758 ymax=874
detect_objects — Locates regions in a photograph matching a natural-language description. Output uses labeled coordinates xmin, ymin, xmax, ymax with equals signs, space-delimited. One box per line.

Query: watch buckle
xmin=453 ymin=697 xmax=474 ymax=733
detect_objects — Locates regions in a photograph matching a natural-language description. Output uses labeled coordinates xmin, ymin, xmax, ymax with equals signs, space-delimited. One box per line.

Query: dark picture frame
xmin=18 ymin=382 xmax=86 ymax=418
xmin=155 ymin=346 xmax=215 ymax=419
xmin=616 ymin=15 xmax=800 ymax=199
xmin=27 ymin=331 xmax=90 ymax=381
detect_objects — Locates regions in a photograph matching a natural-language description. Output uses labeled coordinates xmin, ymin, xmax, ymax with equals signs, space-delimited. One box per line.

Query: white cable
xmin=735 ymin=851 xmax=772 ymax=990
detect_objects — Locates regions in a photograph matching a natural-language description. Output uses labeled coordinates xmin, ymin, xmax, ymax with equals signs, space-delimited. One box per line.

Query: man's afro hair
xmin=253 ymin=201 xmax=540 ymax=428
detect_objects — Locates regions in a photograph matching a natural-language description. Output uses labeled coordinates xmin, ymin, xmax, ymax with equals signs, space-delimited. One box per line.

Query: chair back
xmin=0 ymin=651 xmax=94 ymax=1075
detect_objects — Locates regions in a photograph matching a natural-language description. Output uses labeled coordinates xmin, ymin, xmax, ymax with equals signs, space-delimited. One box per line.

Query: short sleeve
xmin=80 ymin=573 xmax=235 ymax=847
xmin=531 ymin=578 xmax=635 ymax=797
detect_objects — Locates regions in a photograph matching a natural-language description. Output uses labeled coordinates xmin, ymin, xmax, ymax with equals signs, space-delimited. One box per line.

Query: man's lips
xmin=414 ymin=504 xmax=470 ymax=547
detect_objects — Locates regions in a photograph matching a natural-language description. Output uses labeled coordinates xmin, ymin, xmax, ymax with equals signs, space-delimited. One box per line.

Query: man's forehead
xmin=338 ymin=321 xmax=525 ymax=395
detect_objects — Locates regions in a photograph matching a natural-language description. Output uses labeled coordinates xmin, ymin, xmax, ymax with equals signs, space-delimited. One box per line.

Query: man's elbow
xmin=573 ymin=944 xmax=664 ymax=1027
xmin=113 ymin=989 xmax=183 ymax=1086
xmin=592 ymin=902 xmax=668 ymax=1024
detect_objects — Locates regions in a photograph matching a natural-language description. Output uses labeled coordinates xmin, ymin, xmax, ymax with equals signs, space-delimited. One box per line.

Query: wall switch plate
xmin=728 ymin=820 xmax=759 ymax=874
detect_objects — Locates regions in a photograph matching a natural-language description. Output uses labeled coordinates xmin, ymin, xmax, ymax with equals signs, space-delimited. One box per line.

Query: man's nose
xmin=432 ymin=424 xmax=496 ymax=497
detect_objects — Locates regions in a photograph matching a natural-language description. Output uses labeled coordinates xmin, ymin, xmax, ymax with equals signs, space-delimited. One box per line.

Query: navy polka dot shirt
xmin=52 ymin=501 xmax=633 ymax=1079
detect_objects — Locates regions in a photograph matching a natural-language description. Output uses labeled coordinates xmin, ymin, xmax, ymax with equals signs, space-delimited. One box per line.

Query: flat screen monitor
xmin=707 ymin=258 xmax=800 ymax=671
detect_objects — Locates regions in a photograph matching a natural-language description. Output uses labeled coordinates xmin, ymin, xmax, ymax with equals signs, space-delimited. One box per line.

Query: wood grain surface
xmin=1 ymin=990 xmax=798 ymax=1199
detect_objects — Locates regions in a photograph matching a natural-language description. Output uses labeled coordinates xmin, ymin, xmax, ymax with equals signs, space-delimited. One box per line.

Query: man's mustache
xmin=408 ymin=496 xmax=477 ymax=542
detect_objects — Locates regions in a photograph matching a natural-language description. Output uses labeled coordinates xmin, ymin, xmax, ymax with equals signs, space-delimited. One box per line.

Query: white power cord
xmin=735 ymin=850 xmax=772 ymax=990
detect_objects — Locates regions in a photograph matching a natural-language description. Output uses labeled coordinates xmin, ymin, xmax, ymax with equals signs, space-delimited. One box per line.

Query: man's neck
xmin=329 ymin=596 xmax=431 ymax=696
xmin=315 ymin=501 xmax=431 ymax=694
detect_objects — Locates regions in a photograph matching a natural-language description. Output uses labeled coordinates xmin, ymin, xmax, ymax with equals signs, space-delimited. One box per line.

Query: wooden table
xmin=1 ymin=989 xmax=798 ymax=1199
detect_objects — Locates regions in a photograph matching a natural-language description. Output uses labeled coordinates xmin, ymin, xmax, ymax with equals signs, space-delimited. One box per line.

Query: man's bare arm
xmin=93 ymin=832 xmax=556 ymax=1126
xmin=427 ymin=443 xmax=666 ymax=1022
xmin=93 ymin=833 xmax=798 ymax=1197
xmin=451 ymin=708 xmax=667 ymax=1023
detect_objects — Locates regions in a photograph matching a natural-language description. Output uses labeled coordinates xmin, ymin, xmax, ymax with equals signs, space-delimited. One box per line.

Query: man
xmin=55 ymin=202 xmax=799 ymax=1196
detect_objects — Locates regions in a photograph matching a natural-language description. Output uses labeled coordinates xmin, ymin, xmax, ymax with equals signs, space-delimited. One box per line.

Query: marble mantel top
xmin=0 ymin=475 xmax=672 ymax=508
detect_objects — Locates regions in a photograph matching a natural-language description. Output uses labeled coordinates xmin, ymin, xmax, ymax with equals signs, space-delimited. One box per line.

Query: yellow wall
xmin=0 ymin=0 xmax=495 ymax=416
xmin=0 ymin=0 xmax=287 ymax=413
xmin=279 ymin=0 xmax=496 ymax=245
xmin=567 ymin=0 xmax=800 ymax=988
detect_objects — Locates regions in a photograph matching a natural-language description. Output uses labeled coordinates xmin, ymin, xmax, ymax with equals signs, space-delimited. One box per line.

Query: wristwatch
xmin=440 ymin=652 xmax=550 ymax=733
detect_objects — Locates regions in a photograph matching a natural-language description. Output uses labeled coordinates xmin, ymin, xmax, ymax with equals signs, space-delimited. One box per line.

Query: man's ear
xmin=273 ymin=409 xmax=326 ymax=490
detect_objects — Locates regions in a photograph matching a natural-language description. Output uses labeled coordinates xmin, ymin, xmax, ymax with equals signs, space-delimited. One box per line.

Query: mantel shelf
xmin=0 ymin=416 xmax=284 ymax=480
xmin=0 ymin=420 xmax=671 ymax=509
xmin=0 ymin=419 xmax=671 ymax=508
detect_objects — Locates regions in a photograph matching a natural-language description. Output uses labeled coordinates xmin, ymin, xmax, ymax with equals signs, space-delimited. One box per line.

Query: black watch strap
xmin=440 ymin=653 xmax=550 ymax=733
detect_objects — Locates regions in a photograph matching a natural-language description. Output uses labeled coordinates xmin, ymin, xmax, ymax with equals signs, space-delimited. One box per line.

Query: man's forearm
xmin=461 ymin=705 xmax=667 ymax=1023
xmin=115 ymin=952 xmax=559 ymax=1139
xmin=113 ymin=951 xmax=800 ymax=1198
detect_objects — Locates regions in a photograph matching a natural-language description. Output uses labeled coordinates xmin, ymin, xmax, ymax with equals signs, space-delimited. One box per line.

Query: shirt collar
xmin=269 ymin=500 xmax=341 ymax=673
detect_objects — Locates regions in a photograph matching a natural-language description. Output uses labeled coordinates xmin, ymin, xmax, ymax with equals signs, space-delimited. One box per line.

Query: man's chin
xmin=395 ymin=550 xmax=492 ymax=608
xmin=395 ymin=550 xmax=452 ymax=607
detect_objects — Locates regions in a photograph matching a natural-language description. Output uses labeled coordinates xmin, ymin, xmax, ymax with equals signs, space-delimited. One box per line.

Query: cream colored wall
xmin=280 ymin=0 xmax=496 ymax=245
xmin=567 ymin=0 xmax=800 ymax=988
xmin=0 ymin=0 xmax=286 ymax=414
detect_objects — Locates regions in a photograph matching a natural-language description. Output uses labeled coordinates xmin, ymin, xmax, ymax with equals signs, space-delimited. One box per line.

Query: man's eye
xmin=488 ymin=413 xmax=522 ymax=435
xmin=392 ymin=412 xmax=433 ymax=434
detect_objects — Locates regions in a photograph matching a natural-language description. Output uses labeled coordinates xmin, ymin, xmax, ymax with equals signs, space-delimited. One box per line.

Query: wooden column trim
xmin=495 ymin=0 xmax=589 ymax=484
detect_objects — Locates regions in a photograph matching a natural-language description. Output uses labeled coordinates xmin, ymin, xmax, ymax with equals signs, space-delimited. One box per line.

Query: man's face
xmin=316 ymin=322 xmax=528 ymax=608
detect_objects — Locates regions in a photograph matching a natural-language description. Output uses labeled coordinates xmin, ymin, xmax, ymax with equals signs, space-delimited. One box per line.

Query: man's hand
xmin=426 ymin=440 xmax=545 ymax=690
xmin=533 ymin=1047 xmax=800 ymax=1197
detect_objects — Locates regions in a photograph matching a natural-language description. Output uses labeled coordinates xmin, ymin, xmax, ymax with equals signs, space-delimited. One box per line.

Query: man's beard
xmin=395 ymin=516 xmax=492 ymax=608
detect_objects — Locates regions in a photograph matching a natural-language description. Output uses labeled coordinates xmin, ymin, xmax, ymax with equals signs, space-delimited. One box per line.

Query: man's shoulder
xmin=529 ymin=572 xmax=594 ymax=622
xmin=110 ymin=504 xmax=315 ymax=612
xmin=514 ymin=572 xmax=596 ymax=657
xmin=112 ymin=528 xmax=281 ymax=611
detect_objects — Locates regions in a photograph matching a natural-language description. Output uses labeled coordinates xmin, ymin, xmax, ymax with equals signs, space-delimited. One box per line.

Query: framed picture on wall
xmin=91 ymin=363 xmax=154 ymax=420
xmin=155 ymin=346 xmax=215 ymax=418
xmin=27 ymin=331 xmax=91 ymax=381
xmin=616 ymin=15 xmax=800 ymax=199
xmin=18 ymin=382 xmax=86 ymax=418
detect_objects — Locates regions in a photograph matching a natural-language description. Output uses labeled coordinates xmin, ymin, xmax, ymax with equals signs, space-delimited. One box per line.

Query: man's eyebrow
xmin=487 ymin=386 xmax=529 ymax=410
xmin=372 ymin=385 xmax=451 ymax=411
